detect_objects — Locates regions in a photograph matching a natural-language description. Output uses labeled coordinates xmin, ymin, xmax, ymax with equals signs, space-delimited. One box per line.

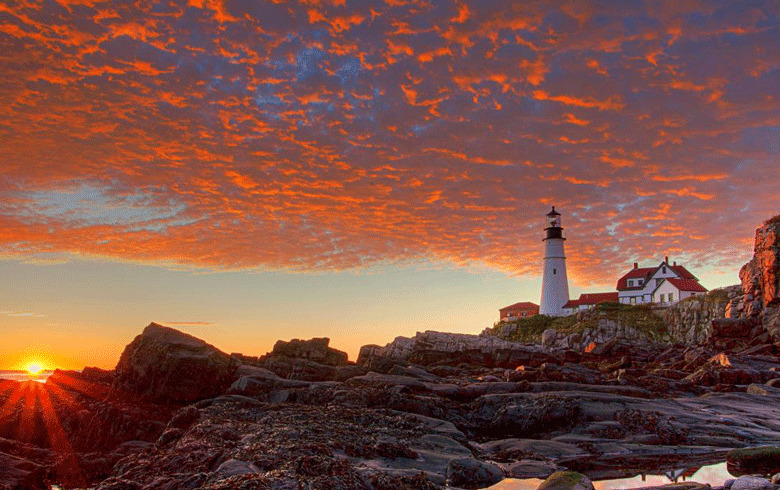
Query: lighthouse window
xmin=553 ymin=268 xmax=556 ymax=274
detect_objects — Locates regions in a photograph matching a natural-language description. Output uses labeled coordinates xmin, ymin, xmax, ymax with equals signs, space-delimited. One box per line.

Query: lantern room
xmin=545 ymin=206 xmax=561 ymax=229
xmin=544 ymin=206 xmax=564 ymax=240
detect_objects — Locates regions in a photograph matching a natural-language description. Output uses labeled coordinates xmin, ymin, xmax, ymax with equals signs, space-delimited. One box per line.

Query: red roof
xmin=578 ymin=292 xmax=619 ymax=304
xmin=563 ymin=292 xmax=618 ymax=309
xmin=616 ymin=267 xmax=655 ymax=290
xmin=499 ymin=301 xmax=539 ymax=313
xmin=665 ymin=278 xmax=708 ymax=293
xmin=669 ymin=265 xmax=697 ymax=281
xmin=616 ymin=262 xmax=699 ymax=290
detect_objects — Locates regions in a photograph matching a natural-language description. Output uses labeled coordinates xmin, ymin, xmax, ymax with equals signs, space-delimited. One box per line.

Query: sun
xmin=25 ymin=362 xmax=44 ymax=375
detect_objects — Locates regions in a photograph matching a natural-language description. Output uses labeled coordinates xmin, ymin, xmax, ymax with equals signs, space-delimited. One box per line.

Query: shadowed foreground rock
xmin=113 ymin=322 xmax=240 ymax=404
xmin=727 ymin=446 xmax=780 ymax=476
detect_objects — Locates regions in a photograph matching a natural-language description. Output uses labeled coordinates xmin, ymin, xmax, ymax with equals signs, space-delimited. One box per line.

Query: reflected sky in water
xmin=485 ymin=462 xmax=731 ymax=489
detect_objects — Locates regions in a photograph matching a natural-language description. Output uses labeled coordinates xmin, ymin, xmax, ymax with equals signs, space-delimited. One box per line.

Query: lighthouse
xmin=539 ymin=206 xmax=570 ymax=316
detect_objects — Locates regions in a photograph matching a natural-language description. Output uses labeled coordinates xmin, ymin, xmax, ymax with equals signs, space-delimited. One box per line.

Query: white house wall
xmin=653 ymin=280 xmax=679 ymax=304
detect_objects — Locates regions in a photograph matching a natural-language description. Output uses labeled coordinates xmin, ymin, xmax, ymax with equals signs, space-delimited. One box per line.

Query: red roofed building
xmin=652 ymin=277 xmax=708 ymax=305
xmin=616 ymin=257 xmax=706 ymax=305
xmin=561 ymin=292 xmax=619 ymax=315
xmin=499 ymin=301 xmax=539 ymax=321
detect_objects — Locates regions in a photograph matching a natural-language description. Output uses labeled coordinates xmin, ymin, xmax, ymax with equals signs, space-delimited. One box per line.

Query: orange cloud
xmin=0 ymin=0 xmax=774 ymax=287
xmin=532 ymin=90 xmax=625 ymax=111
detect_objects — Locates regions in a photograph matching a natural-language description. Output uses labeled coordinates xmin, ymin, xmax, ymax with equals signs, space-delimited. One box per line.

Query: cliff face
xmin=728 ymin=216 xmax=780 ymax=330
xmin=663 ymin=286 xmax=741 ymax=344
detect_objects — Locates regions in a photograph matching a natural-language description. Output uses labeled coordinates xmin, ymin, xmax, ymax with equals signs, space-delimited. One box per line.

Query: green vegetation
xmin=678 ymin=287 xmax=731 ymax=306
xmin=487 ymin=313 xmax=578 ymax=343
xmin=583 ymin=302 xmax=667 ymax=339
xmin=488 ymin=301 xmax=667 ymax=343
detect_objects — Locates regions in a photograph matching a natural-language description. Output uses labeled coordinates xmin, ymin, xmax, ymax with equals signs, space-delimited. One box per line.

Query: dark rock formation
xmin=357 ymin=330 xmax=554 ymax=370
xmin=711 ymin=318 xmax=759 ymax=340
xmin=537 ymin=471 xmax=595 ymax=490
xmin=445 ymin=457 xmax=504 ymax=489
xmin=268 ymin=337 xmax=349 ymax=366
xmin=727 ymin=446 xmax=780 ymax=475
xmin=113 ymin=322 xmax=240 ymax=404
xmin=664 ymin=286 xmax=742 ymax=343
xmin=0 ymin=451 xmax=48 ymax=490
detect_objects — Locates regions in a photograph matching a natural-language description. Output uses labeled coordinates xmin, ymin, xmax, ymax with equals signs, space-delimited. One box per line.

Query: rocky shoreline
xmin=0 ymin=217 xmax=778 ymax=490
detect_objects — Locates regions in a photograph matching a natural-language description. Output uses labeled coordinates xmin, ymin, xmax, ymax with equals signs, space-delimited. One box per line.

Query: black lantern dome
xmin=544 ymin=206 xmax=564 ymax=240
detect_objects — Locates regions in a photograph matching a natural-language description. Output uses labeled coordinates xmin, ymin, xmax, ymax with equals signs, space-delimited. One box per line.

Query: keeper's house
xmin=617 ymin=257 xmax=707 ymax=305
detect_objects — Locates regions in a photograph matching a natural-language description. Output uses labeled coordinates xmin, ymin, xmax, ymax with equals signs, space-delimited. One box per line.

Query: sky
xmin=1 ymin=0 xmax=779 ymax=370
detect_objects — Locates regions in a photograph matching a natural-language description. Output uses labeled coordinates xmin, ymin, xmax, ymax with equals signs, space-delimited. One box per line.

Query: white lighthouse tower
xmin=539 ymin=206 xmax=570 ymax=316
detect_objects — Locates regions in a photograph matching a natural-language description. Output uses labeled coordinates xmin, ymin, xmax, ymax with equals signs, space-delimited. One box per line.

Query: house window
xmin=662 ymin=266 xmax=667 ymax=274
xmin=669 ymin=293 xmax=674 ymax=302
xmin=630 ymin=296 xmax=636 ymax=304
xmin=553 ymin=268 xmax=556 ymax=274
xmin=628 ymin=280 xmax=633 ymax=287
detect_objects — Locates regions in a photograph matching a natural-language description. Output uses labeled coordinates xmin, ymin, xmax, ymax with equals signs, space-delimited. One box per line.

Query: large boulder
xmin=731 ymin=475 xmax=776 ymax=490
xmin=727 ymin=446 xmax=780 ymax=476
xmin=113 ymin=323 xmax=239 ymax=404
xmin=711 ymin=318 xmax=759 ymax=340
xmin=268 ymin=338 xmax=348 ymax=366
xmin=537 ymin=471 xmax=594 ymax=490
xmin=261 ymin=357 xmax=338 ymax=381
xmin=446 ymin=457 xmax=504 ymax=489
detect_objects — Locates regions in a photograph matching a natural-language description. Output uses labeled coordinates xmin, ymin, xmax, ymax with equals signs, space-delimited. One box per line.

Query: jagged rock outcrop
xmin=247 ymin=337 xmax=358 ymax=381
xmin=663 ymin=285 xmax=742 ymax=343
xmin=539 ymin=313 xmax=663 ymax=352
xmin=267 ymin=337 xmax=349 ymax=366
xmin=732 ymin=216 xmax=780 ymax=330
xmin=113 ymin=323 xmax=240 ymax=404
xmin=487 ymin=303 xmax=669 ymax=354
xmin=357 ymin=331 xmax=553 ymax=370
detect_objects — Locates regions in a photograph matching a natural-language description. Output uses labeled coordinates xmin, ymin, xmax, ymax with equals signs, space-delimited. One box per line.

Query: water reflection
xmin=485 ymin=461 xmax=732 ymax=489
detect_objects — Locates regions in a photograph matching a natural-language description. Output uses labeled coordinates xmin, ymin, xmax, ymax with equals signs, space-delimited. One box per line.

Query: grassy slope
xmin=487 ymin=302 xmax=667 ymax=343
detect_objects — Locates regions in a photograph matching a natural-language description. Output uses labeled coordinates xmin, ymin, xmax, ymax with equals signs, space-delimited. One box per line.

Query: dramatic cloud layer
xmin=2 ymin=0 xmax=779 ymax=284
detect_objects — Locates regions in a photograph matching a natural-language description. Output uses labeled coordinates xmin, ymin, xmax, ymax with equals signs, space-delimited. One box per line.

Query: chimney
xmin=633 ymin=262 xmax=638 ymax=269
xmin=665 ymin=256 xmax=669 ymax=264
xmin=673 ymin=261 xmax=677 ymax=266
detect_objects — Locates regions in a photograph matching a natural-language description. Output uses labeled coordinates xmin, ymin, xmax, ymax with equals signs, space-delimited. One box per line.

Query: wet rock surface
xmin=727 ymin=446 xmax=780 ymax=476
